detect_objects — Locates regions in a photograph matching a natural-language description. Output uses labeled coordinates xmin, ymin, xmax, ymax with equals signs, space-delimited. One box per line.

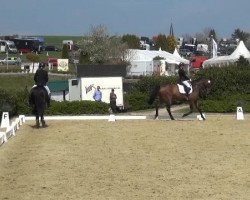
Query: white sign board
xmin=80 ymin=77 xmax=124 ymax=107
xmin=57 ymin=59 xmax=69 ymax=71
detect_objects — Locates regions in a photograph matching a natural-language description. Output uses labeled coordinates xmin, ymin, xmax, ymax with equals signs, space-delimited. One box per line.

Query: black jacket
xmin=178 ymin=68 xmax=189 ymax=82
xmin=34 ymin=68 xmax=48 ymax=86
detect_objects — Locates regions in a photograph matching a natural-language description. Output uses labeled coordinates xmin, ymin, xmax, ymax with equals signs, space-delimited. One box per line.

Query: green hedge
xmin=45 ymin=100 xmax=109 ymax=115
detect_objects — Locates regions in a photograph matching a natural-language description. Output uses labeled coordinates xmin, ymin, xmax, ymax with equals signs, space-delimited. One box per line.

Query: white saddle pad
xmin=177 ymin=84 xmax=193 ymax=94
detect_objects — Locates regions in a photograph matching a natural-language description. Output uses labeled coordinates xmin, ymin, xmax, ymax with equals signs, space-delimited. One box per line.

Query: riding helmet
xmin=39 ymin=62 xmax=45 ymax=68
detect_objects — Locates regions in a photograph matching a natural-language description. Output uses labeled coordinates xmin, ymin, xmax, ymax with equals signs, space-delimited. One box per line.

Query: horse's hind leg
xmin=182 ymin=103 xmax=194 ymax=118
xmin=41 ymin=114 xmax=46 ymax=127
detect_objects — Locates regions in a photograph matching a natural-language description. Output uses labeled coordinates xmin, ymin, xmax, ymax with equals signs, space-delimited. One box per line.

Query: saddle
xmin=177 ymin=83 xmax=193 ymax=94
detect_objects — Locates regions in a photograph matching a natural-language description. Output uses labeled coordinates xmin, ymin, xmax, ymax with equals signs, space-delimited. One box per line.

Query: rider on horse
xmin=29 ymin=62 xmax=51 ymax=107
xmin=178 ymin=63 xmax=191 ymax=100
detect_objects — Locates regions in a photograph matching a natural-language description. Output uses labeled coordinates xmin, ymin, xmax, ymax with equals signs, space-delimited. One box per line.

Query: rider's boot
xmin=47 ymin=95 xmax=51 ymax=107
xmin=184 ymin=87 xmax=191 ymax=100
xmin=46 ymin=91 xmax=51 ymax=107
xmin=28 ymin=92 xmax=33 ymax=107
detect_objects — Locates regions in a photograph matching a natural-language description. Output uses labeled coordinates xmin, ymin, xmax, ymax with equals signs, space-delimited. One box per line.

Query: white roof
xmin=126 ymin=49 xmax=190 ymax=65
xmin=203 ymin=41 xmax=250 ymax=68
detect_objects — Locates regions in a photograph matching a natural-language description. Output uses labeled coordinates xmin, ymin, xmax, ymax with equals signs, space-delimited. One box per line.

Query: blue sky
xmin=0 ymin=0 xmax=249 ymax=38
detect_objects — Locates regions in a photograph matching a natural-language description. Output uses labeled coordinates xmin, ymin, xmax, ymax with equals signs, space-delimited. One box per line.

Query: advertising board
xmin=80 ymin=77 xmax=124 ymax=107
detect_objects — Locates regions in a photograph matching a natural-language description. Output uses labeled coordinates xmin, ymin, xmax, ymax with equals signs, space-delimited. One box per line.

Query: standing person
xmin=30 ymin=62 xmax=51 ymax=107
xmin=93 ymin=86 xmax=102 ymax=102
xmin=178 ymin=63 xmax=191 ymax=100
xmin=110 ymin=88 xmax=117 ymax=113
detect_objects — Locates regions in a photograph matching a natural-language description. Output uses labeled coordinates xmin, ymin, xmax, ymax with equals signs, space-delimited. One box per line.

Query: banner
xmin=212 ymin=39 xmax=218 ymax=58
xmin=57 ymin=59 xmax=69 ymax=71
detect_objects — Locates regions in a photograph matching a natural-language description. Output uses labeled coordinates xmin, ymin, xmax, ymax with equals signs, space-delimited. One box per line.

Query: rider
xmin=29 ymin=62 xmax=51 ymax=107
xmin=178 ymin=63 xmax=191 ymax=100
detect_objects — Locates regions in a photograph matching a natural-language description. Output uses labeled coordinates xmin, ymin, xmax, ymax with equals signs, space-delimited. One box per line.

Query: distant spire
xmin=169 ymin=22 xmax=174 ymax=36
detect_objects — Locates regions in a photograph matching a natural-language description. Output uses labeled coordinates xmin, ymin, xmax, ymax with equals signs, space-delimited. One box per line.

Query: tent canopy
xmin=203 ymin=41 xmax=250 ymax=68
xmin=126 ymin=49 xmax=190 ymax=65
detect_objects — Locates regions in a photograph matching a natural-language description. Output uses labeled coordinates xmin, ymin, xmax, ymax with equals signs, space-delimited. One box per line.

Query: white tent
xmin=126 ymin=49 xmax=189 ymax=76
xmin=203 ymin=41 xmax=250 ymax=68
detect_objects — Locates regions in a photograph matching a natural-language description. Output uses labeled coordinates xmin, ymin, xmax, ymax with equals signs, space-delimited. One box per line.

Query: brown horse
xmin=148 ymin=77 xmax=212 ymax=120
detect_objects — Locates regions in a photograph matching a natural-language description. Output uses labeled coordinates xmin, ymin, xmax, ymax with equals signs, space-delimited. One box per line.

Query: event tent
xmin=126 ymin=49 xmax=189 ymax=76
xmin=203 ymin=41 xmax=250 ymax=68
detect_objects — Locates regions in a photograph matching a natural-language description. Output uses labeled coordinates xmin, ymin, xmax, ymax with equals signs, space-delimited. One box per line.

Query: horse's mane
xmin=191 ymin=77 xmax=208 ymax=85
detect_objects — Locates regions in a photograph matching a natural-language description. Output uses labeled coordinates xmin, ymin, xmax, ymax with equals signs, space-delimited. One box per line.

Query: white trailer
xmin=68 ymin=77 xmax=124 ymax=108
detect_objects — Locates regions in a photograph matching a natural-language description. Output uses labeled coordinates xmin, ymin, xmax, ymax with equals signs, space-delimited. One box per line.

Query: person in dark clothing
xmin=178 ymin=63 xmax=191 ymax=100
xmin=110 ymin=88 xmax=117 ymax=113
xmin=29 ymin=63 xmax=51 ymax=107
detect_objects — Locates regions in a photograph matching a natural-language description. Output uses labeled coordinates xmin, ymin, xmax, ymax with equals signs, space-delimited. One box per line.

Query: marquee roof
xmin=126 ymin=49 xmax=190 ymax=65
xmin=203 ymin=41 xmax=250 ymax=68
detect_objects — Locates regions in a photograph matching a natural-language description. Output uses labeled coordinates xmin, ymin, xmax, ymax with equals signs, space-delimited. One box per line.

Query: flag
xmin=212 ymin=39 xmax=218 ymax=58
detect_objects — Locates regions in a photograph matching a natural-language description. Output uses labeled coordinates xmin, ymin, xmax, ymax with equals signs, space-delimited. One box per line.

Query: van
xmin=0 ymin=40 xmax=18 ymax=53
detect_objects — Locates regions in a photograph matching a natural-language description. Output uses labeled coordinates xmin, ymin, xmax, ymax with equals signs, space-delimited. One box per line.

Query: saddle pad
xmin=177 ymin=84 xmax=193 ymax=94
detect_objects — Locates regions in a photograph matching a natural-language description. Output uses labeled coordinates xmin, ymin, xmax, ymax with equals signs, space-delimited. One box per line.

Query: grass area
xmin=0 ymin=74 xmax=74 ymax=92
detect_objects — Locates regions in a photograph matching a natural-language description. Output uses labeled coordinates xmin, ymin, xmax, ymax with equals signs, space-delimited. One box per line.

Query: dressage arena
xmin=0 ymin=114 xmax=249 ymax=200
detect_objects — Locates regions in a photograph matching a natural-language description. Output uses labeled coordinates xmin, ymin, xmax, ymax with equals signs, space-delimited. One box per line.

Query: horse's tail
xmin=148 ymin=85 xmax=160 ymax=105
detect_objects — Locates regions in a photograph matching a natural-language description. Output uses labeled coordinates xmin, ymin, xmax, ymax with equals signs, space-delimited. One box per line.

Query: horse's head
xmin=193 ymin=77 xmax=212 ymax=94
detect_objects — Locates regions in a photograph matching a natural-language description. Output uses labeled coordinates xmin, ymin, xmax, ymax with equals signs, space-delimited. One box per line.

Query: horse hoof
xmin=41 ymin=121 xmax=46 ymax=127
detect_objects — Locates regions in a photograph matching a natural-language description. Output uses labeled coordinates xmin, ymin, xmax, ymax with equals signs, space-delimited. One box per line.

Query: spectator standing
xmin=93 ymin=86 xmax=102 ymax=102
xmin=110 ymin=88 xmax=117 ymax=113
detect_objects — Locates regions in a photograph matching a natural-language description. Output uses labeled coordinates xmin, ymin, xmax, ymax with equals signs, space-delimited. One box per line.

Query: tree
xmin=122 ymin=34 xmax=140 ymax=49
xmin=232 ymin=28 xmax=250 ymax=42
xmin=78 ymin=25 xmax=128 ymax=64
xmin=166 ymin=35 xmax=176 ymax=53
xmin=236 ymin=55 xmax=249 ymax=66
xmin=26 ymin=53 xmax=40 ymax=71
xmin=155 ymin=34 xmax=167 ymax=51
xmin=62 ymin=44 xmax=69 ymax=59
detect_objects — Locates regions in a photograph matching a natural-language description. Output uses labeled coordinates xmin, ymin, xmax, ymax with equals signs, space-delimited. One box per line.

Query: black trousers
xmin=110 ymin=101 xmax=117 ymax=113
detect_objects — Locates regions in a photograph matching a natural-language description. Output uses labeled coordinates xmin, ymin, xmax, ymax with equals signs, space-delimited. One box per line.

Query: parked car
xmin=0 ymin=57 xmax=22 ymax=65
xmin=44 ymin=45 xmax=60 ymax=51
xmin=179 ymin=48 xmax=193 ymax=57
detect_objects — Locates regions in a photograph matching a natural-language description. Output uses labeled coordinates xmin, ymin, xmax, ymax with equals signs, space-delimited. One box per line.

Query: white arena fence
xmin=0 ymin=115 xmax=25 ymax=146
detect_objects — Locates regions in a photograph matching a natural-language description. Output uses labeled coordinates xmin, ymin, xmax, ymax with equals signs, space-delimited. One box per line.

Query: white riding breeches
xmin=182 ymin=80 xmax=191 ymax=89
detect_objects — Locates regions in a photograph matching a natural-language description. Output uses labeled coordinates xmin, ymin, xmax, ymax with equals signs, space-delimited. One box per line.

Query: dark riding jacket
xmin=178 ymin=68 xmax=189 ymax=82
xmin=34 ymin=68 xmax=48 ymax=86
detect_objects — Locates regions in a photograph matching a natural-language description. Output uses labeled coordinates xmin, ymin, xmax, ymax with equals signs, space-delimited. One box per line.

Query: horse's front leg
xmin=195 ymin=102 xmax=206 ymax=120
xmin=36 ymin=115 xmax=40 ymax=128
xmin=166 ymin=105 xmax=175 ymax=120
xmin=182 ymin=103 xmax=194 ymax=118
xmin=154 ymin=103 xmax=159 ymax=119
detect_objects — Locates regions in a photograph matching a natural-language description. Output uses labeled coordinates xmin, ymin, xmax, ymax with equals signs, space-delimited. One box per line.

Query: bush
xmin=124 ymin=92 xmax=150 ymax=111
xmin=45 ymin=100 xmax=109 ymax=115
xmin=201 ymin=94 xmax=250 ymax=113
xmin=0 ymin=89 xmax=18 ymax=122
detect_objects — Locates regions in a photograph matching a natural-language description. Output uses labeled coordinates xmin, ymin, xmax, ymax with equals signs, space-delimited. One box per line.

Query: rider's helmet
xmin=39 ymin=62 xmax=45 ymax=68
xmin=178 ymin=62 xmax=184 ymax=69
